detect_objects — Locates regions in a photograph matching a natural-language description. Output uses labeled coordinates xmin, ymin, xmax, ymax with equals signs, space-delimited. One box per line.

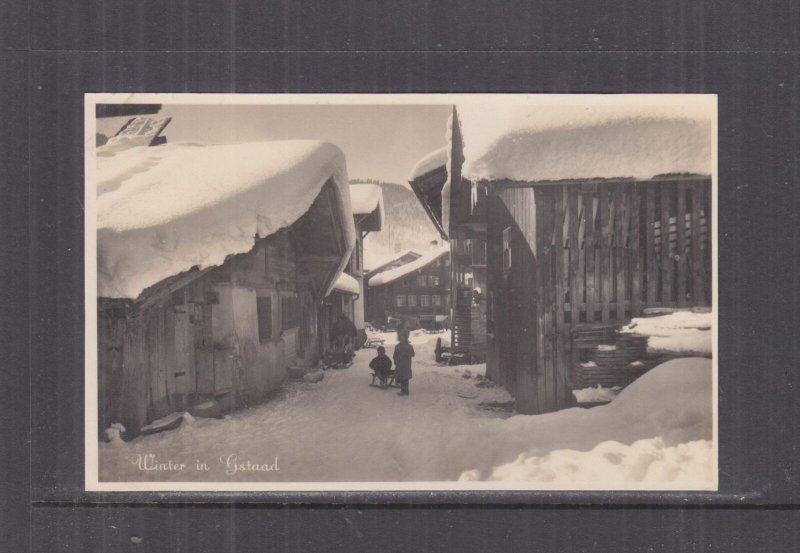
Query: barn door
xmin=193 ymin=302 xmax=215 ymax=396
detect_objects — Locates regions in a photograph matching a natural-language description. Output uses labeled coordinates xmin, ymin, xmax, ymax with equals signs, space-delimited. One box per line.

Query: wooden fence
xmin=530 ymin=177 xmax=711 ymax=404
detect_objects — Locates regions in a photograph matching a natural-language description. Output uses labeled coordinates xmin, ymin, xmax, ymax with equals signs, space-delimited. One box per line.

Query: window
xmin=420 ymin=294 xmax=430 ymax=307
xmin=429 ymin=275 xmax=440 ymax=286
xmin=281 ymin=295 xmax=300 ymax=330
xmin=444 ymin=256 xmax=451 ymax=267
xmin=432 ymin=294 xmax=441 ymax=306
xmin=472 ymin=239 xmax=487 ymax=266
xmin=407 ymin=295 xmax=417 ymax=307
xmin=502 ymin=227 xmax=512 ymax=273
xmin=416 ymin=275 xmax=427 ymax=287
xmin=396 ymin=295 xmax=406 ymax=307
xmin=257 ymin=296 xmax=273 ymax=342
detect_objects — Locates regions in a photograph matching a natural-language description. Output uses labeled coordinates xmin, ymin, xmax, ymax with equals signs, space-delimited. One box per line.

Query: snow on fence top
xmin=349 ymin=183 xmax=384 ymax=224
xmin=96 ymin=140 xmax=354 ymax=299
xmin=456 ymin=99 xmax=714 ymax=182
xmin=408 ymin=145 xmax=448 ymax=181
xmin=368 ymin=246 xmax=450 ymax=287
xmin=331 ymin=272 xmax=360 ymax=295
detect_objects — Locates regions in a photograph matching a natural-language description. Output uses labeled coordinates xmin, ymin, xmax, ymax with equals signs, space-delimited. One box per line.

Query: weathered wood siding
xmin=487 ymin=178 xmax=712 ymax=415
xmin=98 ymin=230 xmax=322 ymax=436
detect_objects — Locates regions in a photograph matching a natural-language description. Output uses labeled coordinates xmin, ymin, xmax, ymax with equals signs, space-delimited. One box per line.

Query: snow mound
xmin=331 ymin=272 xmax=360 ymax=295
xmin=408 ymin=145 xmax=448 ymax=181
xmin=464 ymin=438 xmax=713 ymax=486
xmin=572 ymin=385 xmax=621 ymax=403
xmin=458 ymin=357 xmax=714 ymax=487
xmin=456 ymin=98 xmax=714 ymax=182
xmin=349 ymin=183 xmax=384 ymax=227
xmin=95 ymin=140 xmax=352 ymax=298
xmin=621 ymin=310 xmax=712 ymax=355
xmin=368 ymin=246 xmax=450 ymax=287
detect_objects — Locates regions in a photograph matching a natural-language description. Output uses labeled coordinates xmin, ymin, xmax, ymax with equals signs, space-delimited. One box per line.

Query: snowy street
xmin=100 ymin=330 xmax=714 ymax=488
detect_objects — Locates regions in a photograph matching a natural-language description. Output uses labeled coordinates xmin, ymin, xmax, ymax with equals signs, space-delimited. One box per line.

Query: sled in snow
xmin=370 ymin=370 xmax=399 ymax=389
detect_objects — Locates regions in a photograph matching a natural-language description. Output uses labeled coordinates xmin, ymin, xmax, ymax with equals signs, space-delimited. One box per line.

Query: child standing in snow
xmin=369 ymin=346 xmax=394 ymax=388
xmin=393 ymin=338 xmax=415 ymax=396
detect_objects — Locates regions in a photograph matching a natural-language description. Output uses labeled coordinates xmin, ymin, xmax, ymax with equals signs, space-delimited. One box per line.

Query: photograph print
xmin=86 ymin=94 xmax=717 ymax=491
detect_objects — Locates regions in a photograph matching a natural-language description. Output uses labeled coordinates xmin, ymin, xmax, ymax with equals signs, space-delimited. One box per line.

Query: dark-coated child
xmin=369 ymin=346 xmax=394 ymax=388
xmin=392 ymin=338 xmax=415 ymax=396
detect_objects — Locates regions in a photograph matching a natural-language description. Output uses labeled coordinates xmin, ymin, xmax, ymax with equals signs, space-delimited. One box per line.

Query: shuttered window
xmin=257 ymin=296 xmax=273 ymax=342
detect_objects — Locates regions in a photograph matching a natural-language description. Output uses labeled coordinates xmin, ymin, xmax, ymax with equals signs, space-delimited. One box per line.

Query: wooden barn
xmin=95 ymin=139 xmax=355 ymax=436
xmin=411 ymin=100 xmax=714 ymax=414
xmin=365 ymin=247 xmax=452 ymax=330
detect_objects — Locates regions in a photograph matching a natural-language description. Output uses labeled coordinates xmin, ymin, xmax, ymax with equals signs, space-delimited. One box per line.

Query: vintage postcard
xmin=85 ymin=93 xmax=718 ymax=492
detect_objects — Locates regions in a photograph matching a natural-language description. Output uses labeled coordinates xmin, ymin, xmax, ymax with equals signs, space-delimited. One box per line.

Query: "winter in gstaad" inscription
xmin=128 ymin=453 xmax=280 ymax=476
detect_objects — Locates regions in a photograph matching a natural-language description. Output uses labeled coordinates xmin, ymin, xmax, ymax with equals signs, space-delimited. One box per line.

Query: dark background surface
xmin=2 ymin=0 xmax=800 ymax=550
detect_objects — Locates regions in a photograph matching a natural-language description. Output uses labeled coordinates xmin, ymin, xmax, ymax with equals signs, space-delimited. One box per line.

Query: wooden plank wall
xmin=533 ymin=178 xmax=711 ymax=409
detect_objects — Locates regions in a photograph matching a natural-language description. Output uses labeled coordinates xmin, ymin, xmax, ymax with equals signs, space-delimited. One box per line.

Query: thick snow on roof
xmin=456 ymin=97 xmax=714 ymax=182
xmin=363 ymin=247 xmax=424 ymax=273
xmin=331 ymin=272 xmax=360 ymax=295
xmin=348 ymin=183 xmax=384 ymax=229
xmin=96 ymin=140 xmax=354 ymax=299
xmin=408 ymin=145 xmax=448 ymax=181
xmin=368 ymin=246 xmax=449 ymax=287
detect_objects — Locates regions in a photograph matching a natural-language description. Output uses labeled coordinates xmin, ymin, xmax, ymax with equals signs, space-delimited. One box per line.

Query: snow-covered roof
xmin=364 ymin=248 xmax=425 ymax=274
xmin=408 ymin=145 xmax=448 ymax=182
xmin=368 ymin=246 xmax=449 ymax=287
xmin=96 ymin=140 xmax=354 ymax=299
xmin=349 ymin=183 xmax=384 ymax=229
xmin=455 ymin=98 xmax=714 ymax=182
xmin=331 ymin=272 xmax=360 ymax=295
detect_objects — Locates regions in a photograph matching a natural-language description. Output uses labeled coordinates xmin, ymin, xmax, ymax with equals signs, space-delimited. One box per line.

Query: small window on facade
xmin=396 ymin=295 xmax=406 ymax=307
xmin=407 ymin=295 xmax=417 ymax=307
xmin=472 ymin=239 xmax=487 ymax=266
xmin=257 ymin=296 xmax=273 ymax=342
xmin=281 ymin=295 xmax=299 ymax=330
xmin=420 ymin=294 xmax=430 ymax=307
xmin=432 ymin=294 xmax=441 ymax=306
xmin=502 ymin=227 xmax=512 ymax=273
xmin=444 ymin=256 xmax=451 ymax=267
xmin=416 ymin=275 xmax=427 ymax=287
xmin=430 ymin=275 xmax=440 ymax=286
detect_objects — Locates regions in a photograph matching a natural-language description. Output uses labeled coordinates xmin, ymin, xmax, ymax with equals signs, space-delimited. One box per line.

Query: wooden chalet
xmin=409 ymin=113 xmax=488 ymax=362
xmin=319 ymin=183 xmax=384 ymax=348
xmin=96 ymin=139 xmax=355 ymax=436
xmin=365 ymin=247 xmax=452 ymax=330
xmin=411 ymin=102 xmax=714 ymax=414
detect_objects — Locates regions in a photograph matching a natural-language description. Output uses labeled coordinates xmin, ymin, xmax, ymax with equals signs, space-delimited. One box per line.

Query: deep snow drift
xmin=95 ymin=140 xmax=353 ymax=299
xmin=98 ymin=331 xmax=713 ymax=489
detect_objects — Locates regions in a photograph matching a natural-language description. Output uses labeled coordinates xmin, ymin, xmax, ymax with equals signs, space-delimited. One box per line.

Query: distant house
xmin=365 ymin=247 xmax=451 ymax=330
xmin=409 ymin=101 xmax=713 ymax=414
xmin=320 ymin=183 xmax=384 ymax=347
xmin=96 ymin=138 xmax=355 ymax=436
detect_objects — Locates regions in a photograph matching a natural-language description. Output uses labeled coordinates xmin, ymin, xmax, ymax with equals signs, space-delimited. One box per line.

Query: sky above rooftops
xmin=97 ymin=104 xmax=451 ymax=185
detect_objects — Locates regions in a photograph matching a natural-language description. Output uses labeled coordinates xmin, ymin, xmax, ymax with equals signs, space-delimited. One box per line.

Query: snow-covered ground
xmin=99 ymin=331 xmax=714 ymax=489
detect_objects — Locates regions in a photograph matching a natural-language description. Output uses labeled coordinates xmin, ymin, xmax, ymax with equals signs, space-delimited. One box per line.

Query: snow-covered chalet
xmin=95 ymin=136 xmax=355 ymax=436
xmin=365 ymin=246 xmax=452 ymax=331
xmin=321 ymin=183 xmax=385 ymax=348
xmin=409 ymin=100 xmax=714 ymax=415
